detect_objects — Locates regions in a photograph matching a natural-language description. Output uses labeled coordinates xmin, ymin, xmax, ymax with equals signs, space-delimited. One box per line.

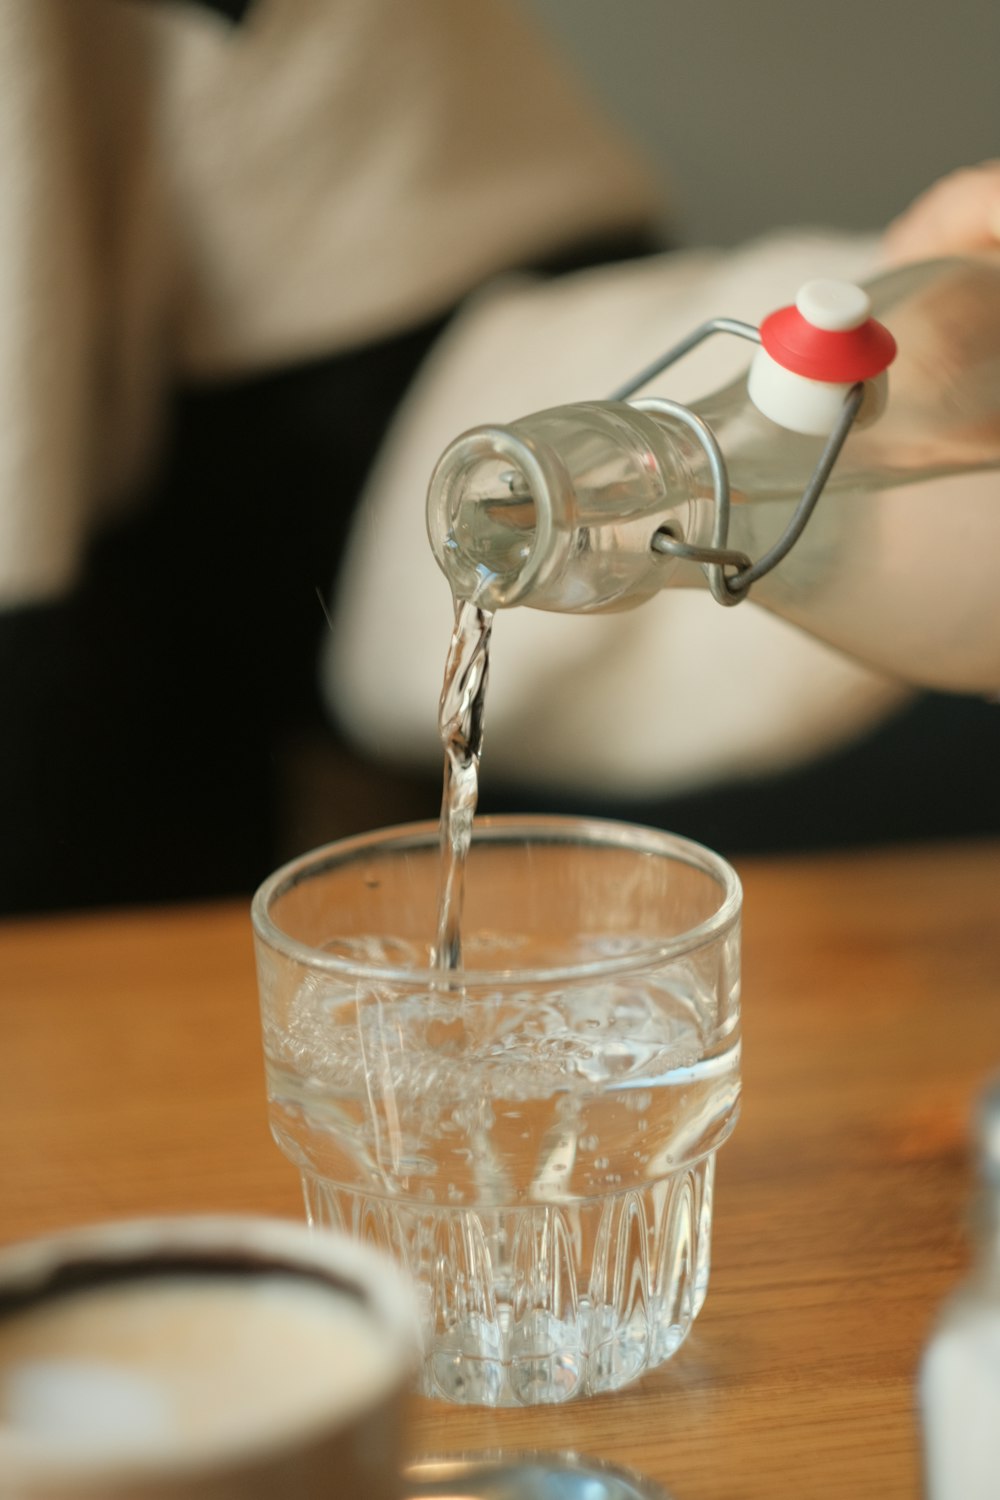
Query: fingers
xmin=882 ymin=160 xmax=1000 ymax=265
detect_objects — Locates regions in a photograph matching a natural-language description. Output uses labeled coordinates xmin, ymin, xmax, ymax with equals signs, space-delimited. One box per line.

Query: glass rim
xmin=251 ymin=813 xmax=742 ymax=987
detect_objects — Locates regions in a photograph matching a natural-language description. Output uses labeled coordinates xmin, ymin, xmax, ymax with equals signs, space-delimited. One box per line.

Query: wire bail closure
xmin=610 ymin=317 xmax=867 ymax=607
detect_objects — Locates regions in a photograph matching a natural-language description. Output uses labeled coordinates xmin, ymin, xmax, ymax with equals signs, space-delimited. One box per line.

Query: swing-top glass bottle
xmin=426 ymin=255 xmax=1000 ymax=693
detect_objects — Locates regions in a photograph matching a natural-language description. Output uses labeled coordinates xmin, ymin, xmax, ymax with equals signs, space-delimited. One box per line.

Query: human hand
xmin=882 ymin=160 xmax=1000 ymax=264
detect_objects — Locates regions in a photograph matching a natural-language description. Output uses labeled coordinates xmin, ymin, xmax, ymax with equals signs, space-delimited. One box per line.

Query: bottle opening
xmin=427 ymin=425 xmax=567 ymax=609
xmin=453 ymin=458 xmax=538 ymax=592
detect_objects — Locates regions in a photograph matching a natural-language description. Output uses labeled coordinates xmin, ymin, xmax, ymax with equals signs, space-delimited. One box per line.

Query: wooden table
xmin=2 ymin=839 xmax=999 ymax=1499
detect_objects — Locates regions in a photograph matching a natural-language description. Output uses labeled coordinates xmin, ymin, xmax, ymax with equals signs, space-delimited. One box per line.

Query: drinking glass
xmin=252 ymin=815 xmax=741 ymax=1407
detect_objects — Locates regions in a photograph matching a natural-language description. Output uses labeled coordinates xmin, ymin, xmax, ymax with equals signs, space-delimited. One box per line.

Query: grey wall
xmin=524 ymin=0 xmax=999 ymax=247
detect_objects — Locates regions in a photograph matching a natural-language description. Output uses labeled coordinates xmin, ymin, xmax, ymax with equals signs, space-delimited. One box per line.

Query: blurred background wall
xmin=524 ymin=0 xmax=999 ymax=247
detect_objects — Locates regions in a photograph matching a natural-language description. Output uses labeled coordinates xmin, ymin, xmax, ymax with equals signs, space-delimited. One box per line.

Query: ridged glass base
xmin=302 ymin=1156 xmax=715 ymax=1406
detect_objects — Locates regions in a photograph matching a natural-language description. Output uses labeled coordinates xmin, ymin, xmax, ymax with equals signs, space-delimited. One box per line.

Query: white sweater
xmin=0 ymin=0 xmax=910 ymax=798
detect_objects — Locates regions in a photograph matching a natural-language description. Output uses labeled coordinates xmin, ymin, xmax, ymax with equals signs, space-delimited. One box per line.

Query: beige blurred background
xmin=524 ymin=0 xmax=999 ymax=246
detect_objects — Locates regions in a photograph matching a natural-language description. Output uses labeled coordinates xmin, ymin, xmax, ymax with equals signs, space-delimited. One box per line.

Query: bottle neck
xmin=427 ymin=401 xmax=705 ymax=614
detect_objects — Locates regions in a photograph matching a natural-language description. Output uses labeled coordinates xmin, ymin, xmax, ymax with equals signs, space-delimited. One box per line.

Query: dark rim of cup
xmin=0 ymin=1247 xmax=373 ymax=1323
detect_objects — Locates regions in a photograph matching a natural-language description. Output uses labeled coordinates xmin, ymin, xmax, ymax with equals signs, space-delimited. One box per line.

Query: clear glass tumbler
xmin=252 ymin=815 xmax=741 ymax=1407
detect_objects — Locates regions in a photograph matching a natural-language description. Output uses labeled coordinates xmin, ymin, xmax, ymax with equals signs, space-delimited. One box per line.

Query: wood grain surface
xmin=2 ymin=839 xmax=999 ymax=1499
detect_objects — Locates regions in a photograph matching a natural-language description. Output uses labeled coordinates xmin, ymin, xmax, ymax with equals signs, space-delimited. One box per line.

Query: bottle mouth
xmin=426 ymin=425 xmax=571 ymax=609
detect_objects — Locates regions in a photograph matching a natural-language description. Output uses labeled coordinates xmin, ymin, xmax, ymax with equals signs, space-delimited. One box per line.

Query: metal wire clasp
xmin=609 ymin=317 xmax=866 ymax=606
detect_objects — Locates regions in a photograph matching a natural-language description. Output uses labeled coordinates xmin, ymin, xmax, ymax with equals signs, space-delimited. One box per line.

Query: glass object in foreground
xmin=252 ymin=816 xmax=741 ymax=1407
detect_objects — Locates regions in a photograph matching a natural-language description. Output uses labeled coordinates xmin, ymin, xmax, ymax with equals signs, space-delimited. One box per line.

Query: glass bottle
xmin=425 ymin=256 xmax=1000 ymax=693
xmin=921 ymin=1076 xmax=1000 ymax=1500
